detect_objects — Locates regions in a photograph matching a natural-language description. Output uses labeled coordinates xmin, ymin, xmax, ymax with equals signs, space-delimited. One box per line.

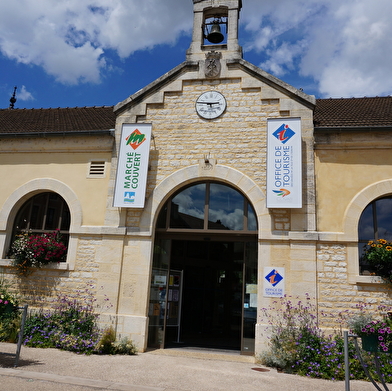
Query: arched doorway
xmin=148 ymin=181 xmax=258 ymax=354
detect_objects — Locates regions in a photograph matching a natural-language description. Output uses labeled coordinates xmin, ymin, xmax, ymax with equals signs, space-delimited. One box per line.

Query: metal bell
xmin=206 ymin=21 xmax=224 ymax=44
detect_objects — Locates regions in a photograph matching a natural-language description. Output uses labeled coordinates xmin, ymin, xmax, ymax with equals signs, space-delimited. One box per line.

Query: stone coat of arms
xmin=205 ymin=51 xmax=222 ymax=78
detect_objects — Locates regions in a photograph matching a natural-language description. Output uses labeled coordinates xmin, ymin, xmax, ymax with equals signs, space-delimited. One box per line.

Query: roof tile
xmin=314 ymin=97 xmax=392 ymax=128
xmin=0 ymin=106 xmax=116 ymax=133
xmin=2 ymin=97 xmax=392 ymax=134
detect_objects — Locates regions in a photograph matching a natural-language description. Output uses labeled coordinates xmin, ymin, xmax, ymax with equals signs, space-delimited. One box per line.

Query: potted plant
xmin=9 ymin=230 xmax=67 ymax=276
xmin=360 ymin=320 xmax=392 ymax=352
xmin=358 ymin=320 xmax=392 ymax=352
xmin=363 ymin=239 xmax=392 ymax=284
xmin=349 ymin=311 xmax=392 ymax=352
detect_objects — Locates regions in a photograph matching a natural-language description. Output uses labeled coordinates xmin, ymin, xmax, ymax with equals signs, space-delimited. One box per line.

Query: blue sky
xmin=1 ymin=0 xmax=392 ymax=109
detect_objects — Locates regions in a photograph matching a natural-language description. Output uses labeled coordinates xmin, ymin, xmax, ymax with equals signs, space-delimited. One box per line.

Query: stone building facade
xmin=314 ymin=99 xmax=392 ymax=328
xmin=0 ymin=0 xmax=391 ymax=357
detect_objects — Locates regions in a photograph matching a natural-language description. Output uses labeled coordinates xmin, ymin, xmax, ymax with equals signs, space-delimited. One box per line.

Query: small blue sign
xmin=265 ymin=269 xmax=283 ymax=287
xmin=272 ymin=123 xmax=295 ymax=144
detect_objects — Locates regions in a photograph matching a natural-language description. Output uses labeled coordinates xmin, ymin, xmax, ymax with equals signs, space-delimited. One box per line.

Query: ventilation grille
xmin=88 ymin=161 xmax=106 ymax=177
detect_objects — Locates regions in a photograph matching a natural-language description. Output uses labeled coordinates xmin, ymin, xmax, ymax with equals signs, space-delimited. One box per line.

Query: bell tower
xmin=187 ymin=0 xmax=243 ymax=62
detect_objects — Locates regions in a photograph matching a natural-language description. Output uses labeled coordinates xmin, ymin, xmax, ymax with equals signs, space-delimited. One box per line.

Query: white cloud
xmin=242 ymin=0 xmax=392 ymax=97
xmin=259 ymin=41 xmax=307 ymax=77
xmin=208 ymin=208 xmax=244 ymax=231
xmin=18 ymin=85 xmax=34 ymax=101
xmin=0 ymin=0 xmax=192 ymax=85
xmin=1 ymin=0 xmax=392 ymax=97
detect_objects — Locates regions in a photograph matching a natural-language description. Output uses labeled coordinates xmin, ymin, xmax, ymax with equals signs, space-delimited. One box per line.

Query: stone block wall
xmin=1 ymin=234 xmax=121 ymax=332
xmin=317 ymin=243 xmax=392 ymax=329
xmin=118 ymin=74 xmax=315 ymax=232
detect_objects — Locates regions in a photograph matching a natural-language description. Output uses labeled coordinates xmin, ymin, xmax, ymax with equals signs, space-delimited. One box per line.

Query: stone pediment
xmin=114 ymin=58 xmax=315 ymax=119
xmin=114 ymin=0 xmax=315 ymax=118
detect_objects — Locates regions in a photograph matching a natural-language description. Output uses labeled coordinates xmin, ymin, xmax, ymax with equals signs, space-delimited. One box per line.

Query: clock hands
xmin=196 ymin=91 xmax=226 ymax=119
xmin=197 ymin=101 xmax=221 ymax=106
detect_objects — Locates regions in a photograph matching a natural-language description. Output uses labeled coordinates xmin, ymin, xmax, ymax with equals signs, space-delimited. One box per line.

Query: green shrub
xmin=0 ymin=279 xmax=20 ymax=342
xmin=0 ymin=313 xmax=21 ymax=343
xmin=96 ymin=326 xmax=137 ymax=355
xmin=96 ymin=326 xmax=116 ymax=354
xmin=259 ymin=295 xmax=392 ymax=382
xmin=23 ymin=288 xmax=137 ymax=355
xmin=111 ymin=336 xmax=137 ymax=355
xmin=259 ymin=294 xmax=323 ymax=372
xmin=23 ymin=290 xmax=100 ymax=354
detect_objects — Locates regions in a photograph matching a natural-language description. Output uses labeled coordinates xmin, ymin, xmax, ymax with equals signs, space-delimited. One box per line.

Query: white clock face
xmin=196 ymin=91 xmax=226 ymax=119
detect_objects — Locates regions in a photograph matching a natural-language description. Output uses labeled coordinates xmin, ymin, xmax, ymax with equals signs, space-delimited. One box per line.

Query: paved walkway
xmin=0 ymin=343 xmax=385 ymax=390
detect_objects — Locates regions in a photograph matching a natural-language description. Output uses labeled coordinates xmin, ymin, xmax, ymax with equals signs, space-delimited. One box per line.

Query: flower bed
xmin=260 ymin=296 xmax=392 ymax=382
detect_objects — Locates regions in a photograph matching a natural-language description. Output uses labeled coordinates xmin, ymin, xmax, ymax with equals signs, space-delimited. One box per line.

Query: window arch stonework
xmin=0 ymin=179 xmax=81 ymax=269
xmin=342 ymin=179 xmax=392 ymax=283
xmin=344 ymin=179 xmax=392 ymax=240
xmin=139 ymin=164 xmax=267 ymax=237
xmin=156 ymin=181 xmax=258 ymax=233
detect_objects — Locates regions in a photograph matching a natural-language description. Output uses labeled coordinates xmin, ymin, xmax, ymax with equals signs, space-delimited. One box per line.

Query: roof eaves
xmin=0 ymin=129 xmax=115 ymax=138
xmin=314 ymin=125 xmax=392 ymax=132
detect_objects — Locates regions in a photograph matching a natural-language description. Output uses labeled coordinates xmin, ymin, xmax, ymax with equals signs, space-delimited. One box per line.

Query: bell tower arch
xmin=187 ymin=0 xmax=243 ymax=62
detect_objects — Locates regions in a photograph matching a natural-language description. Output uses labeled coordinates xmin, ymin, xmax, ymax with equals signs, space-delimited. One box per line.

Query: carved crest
xmin=205 ymin=51 xmax=222 ymax=78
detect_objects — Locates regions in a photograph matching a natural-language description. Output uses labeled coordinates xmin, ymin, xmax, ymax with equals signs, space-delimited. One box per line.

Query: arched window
xmin=156 ymin=182 xmax=257 ymax=232
xmin=11 ymin=192 xmax=70 ymax=259
xmin=358 ymin=196 xmax=392 ymax=274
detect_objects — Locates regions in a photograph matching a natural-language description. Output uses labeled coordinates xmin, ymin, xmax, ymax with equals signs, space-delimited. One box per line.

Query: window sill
xmin=355 ymin=275 xmax=386 ymax=284
xmin=0 ymin=259 xmax=70 ymax=271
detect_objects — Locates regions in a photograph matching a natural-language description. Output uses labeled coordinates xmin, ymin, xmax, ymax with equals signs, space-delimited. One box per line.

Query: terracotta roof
xmin=0 ymin=106 xmax=116 ymax=134
xmin=314 ymin=96 xmax=392 ymax=128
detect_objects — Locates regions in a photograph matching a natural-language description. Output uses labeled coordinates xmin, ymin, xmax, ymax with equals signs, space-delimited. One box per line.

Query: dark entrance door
xmin=148 ymin=181 xmax=258 ymax=353
xmin=167 ymin=240 xmax=243 ymax=349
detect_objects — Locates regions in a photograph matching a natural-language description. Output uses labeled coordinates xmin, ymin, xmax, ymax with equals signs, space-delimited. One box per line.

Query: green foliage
xmin=96 ymin=326 xmax=137 ymax=355
xmin=0 ymin=316 xmax=21 ymax=343
xmin=23 ymin=289 xmax=100 ymax=354
xmin=347 ymin=311 xmax=373 ymax=335
xmin=259 ymin=294 xmax=322 ymax=371
xmin=363 ymin=239 xmax=392 ymax=283
xmin=23 ymin=288 xmax=137 ymax=355
xmin=97 ymin=326 xmax=116 ymax=354
xmin=348 ymin=304 xmax=392 ymax=352
xmin=259 ymin=295 xmax=392 ymax=382
xmin=0 ymin=279 xmax=20 ymax=342
xmin=111 ymin=336 xmax=137 ymax=355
